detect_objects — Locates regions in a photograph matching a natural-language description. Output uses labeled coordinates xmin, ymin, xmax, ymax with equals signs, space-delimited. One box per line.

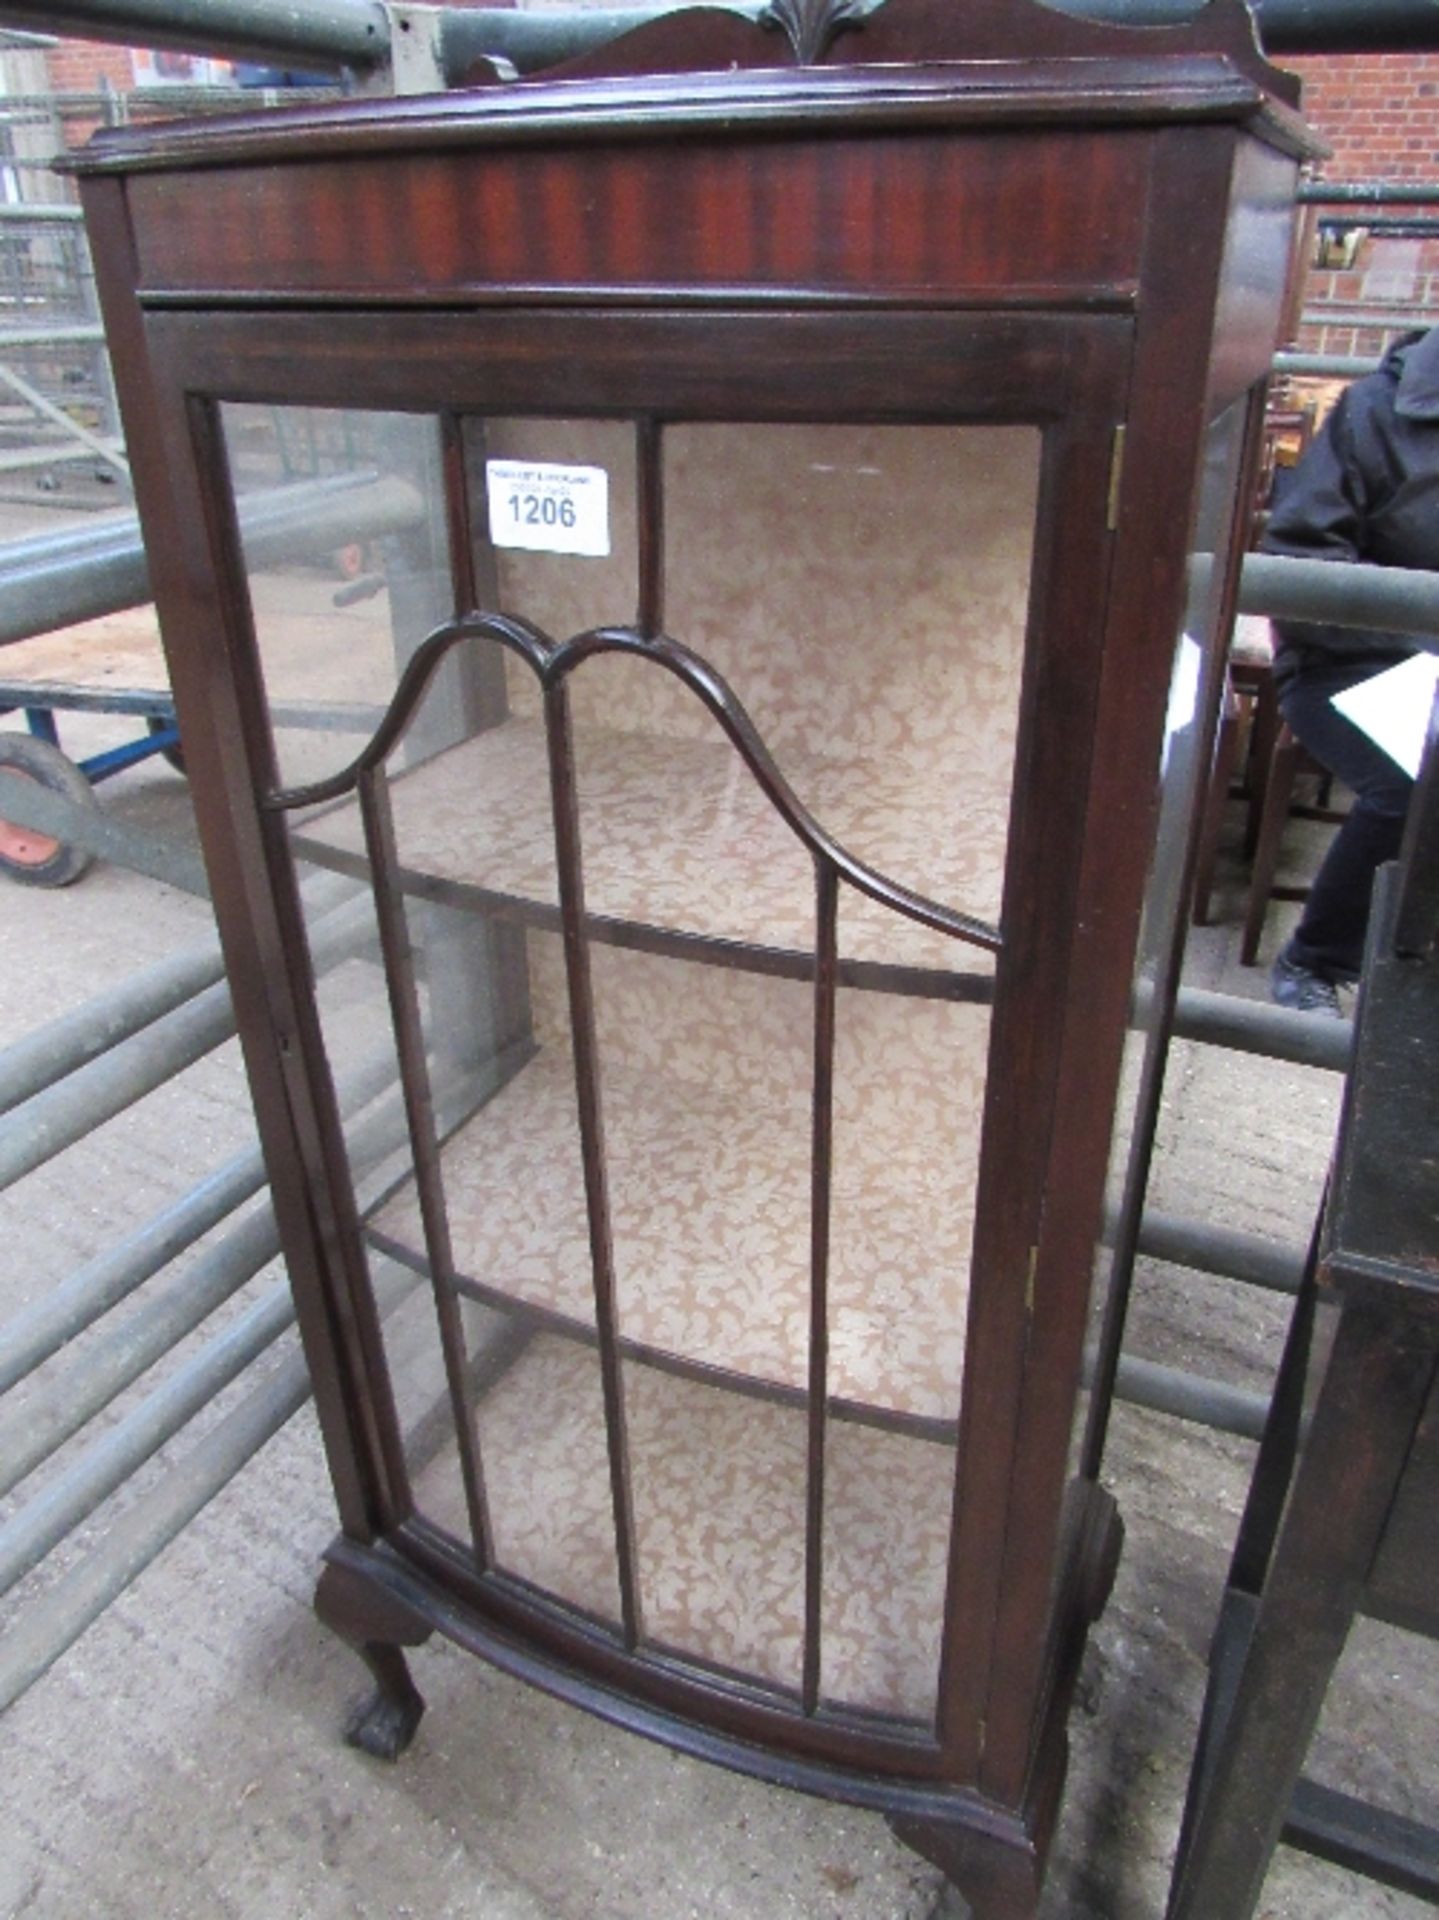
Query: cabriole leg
xmin=891 ymin=1812 xmax=1042 ymax=1920
xmin=314 ymin=1556 xmax=432 ymax=1761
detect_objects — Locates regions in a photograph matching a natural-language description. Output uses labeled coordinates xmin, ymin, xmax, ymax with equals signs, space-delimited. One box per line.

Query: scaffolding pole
xmin=0 ymin=0 xmax=1437 ymax=86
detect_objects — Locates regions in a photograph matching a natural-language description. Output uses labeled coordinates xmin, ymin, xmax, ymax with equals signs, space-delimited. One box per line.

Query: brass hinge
xmin=1107 ymin=424 xmax=1127 ymax=533
xmin=1025 ymin=1245 xmax=1038 ymax=1318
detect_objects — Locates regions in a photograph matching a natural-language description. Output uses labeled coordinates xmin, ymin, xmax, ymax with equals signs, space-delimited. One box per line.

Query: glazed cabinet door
xmin=137 ymin=305 xmax=1135 ymax=1773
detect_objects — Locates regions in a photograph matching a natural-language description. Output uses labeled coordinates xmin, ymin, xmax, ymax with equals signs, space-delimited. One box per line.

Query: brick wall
xmin=1291 ymin=52 xmax=1439 ymax=180
xmin=42 ymin=41 xmax=136 ymax=98
xmin=1288 ymin=53 xmax=1439 ymax=358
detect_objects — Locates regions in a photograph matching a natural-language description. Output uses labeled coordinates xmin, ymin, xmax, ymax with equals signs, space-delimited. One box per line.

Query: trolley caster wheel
xmin=145 ymin=714 xmax=187 ymax=776
xmin=0 ymin=732 xmax=98 ymax=888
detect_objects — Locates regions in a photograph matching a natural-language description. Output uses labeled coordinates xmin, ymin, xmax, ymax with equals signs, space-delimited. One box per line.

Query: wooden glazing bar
xmin=287 ymin=828 xmax=997 ymax=1003
xmin=636 ymin=415 xmax=663 ymax=639
xmin=802 ymin=859 xmax=839 ymax=1715
xmin=385 ymin=1244 xmax=962 ymax=1448
xmin=543 ymin=676 xmax=643 ymax=1650
xmin=357 ymin=761 xmax=496 ymax=1568
xmin=439 ymin=411 xmax=479 ymax=617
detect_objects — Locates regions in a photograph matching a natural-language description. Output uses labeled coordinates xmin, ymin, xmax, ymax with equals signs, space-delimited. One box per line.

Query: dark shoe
xmin=1270 ymin=947 xmax=1342 ymax=1018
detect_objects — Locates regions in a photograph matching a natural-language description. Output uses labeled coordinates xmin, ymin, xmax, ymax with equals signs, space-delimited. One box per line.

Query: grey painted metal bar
xmin=1301 ymin=308 xmax=1439 ymax=332
xmin=0 ymin=325 xmax=106 ymax=347
xmin=1236 ymin=552 xmax=1439 ymax=639
xmin=0 ymin=0 xmax=389 ymax=71
xmin=439 ymin=0 xmax=1439 ymax=74
xmin=0 ymin=1262 xmax=297 ymax=1599
xmin=4 ymin=498 xmax=1428 ymax=675
xmin=0 ymin=444 xmax=125 ymax=475
xmin=1136 ymin=1209 xmax=1307 ymax=1296
xmin=0 ymin=203 xmax=84 ymax=223
xmin=1172 ymin=983 xmax=1352 ymax=1073
xmin=0 ymin=1081 xmax=416 ymax=1590
xmin=0 ymin=362 xmax=131 ymax=480
xmin=0 ymin=1143 xmax=267 ymax=1398
xmin=1112 ymin=1352 xmax=1270 ymax=1442
xmin=0 ymin=1204 xmax=285 ymax=1517
xmin=0 ymin=1258 xmax=412 ymax=1717
xmin=1152 ymin=0 xmax=1439 ymax=48
xmin=0 ymin=0 xmax=1434 ymax=85
xmin=1301 ymin=181 xmax=1439 ymax=205
xmin=0 ymin=471 xmax=422 ymax=648
xmin=0 ymin=1329 xmax=312 ymax=1714
xmin=0 ymin=872 xmax=355 ymax=1117
xmin=1274 ymin=352 xmax=1382 ymax=379
xmin=0 ymin=890 xmax=375 ymax=1193
xmin=0 ymin=1040 xmax=397 ymax=1407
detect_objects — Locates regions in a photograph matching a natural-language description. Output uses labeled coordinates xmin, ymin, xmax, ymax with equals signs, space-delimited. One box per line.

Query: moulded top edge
xmin=65 ymin=55 xmax=1318 ymax=178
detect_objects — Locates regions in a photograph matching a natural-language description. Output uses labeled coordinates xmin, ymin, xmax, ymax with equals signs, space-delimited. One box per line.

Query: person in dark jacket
xmin=1260 ymin=325 xmax=1439 ymax=1016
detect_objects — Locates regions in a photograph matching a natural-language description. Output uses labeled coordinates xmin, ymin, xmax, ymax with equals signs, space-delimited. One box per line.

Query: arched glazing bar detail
xmin=266 ymin=589 xmax=1001 ymax=1705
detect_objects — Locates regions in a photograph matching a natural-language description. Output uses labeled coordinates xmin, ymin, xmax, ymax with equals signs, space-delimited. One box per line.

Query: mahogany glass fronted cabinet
xmin=73 ymin=2 xmax=1316 ymax=1910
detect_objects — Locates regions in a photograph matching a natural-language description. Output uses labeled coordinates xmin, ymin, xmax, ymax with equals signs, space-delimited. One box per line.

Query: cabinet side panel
xmin=1206 ymin=136 xmax=1304 ymax=415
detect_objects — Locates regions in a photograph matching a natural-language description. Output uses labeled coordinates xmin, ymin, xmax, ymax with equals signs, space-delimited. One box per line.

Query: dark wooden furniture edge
xmin=63 ymin=63 xmax=1296 ymax=173
xmin=61 ymin=0 xmax=1319 ymax=177
xmin=316 ymin=1526 xmax=1069 ymax=1864
xmin=1168 ymin=864 xmax=1439 ymax=1916
xmin=1178 ymin=1586 xmax=1439 ymax=1906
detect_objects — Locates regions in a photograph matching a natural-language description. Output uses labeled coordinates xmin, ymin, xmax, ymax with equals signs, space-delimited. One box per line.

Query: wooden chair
xmin=1191 ymin=616 xmax=1278 ymax=929
xmin=1239 ymin=721 xmax=1347 ymax=964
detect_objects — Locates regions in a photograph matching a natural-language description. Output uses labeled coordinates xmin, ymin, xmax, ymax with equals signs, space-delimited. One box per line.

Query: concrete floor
xmin=0 ymin=683 xmax=1434 ymax=1920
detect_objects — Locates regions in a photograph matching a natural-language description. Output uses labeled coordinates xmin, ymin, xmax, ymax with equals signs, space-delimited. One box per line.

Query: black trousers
xmin=1278 ymin=659 xmax=1414 ymax=979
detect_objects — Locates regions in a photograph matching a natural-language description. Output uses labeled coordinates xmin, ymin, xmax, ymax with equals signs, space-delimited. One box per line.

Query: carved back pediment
xmin=537 ymin=0 xmax=1295 ymax=108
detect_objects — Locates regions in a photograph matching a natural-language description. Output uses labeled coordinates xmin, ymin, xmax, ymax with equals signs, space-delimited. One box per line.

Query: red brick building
xmin=1287 ymin=53 xmax=1439 ymax=357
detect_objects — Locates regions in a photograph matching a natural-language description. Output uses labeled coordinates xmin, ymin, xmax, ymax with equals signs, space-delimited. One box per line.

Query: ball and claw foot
xmin=314 ymin=1557 xmax=432 ymax=1763
xmin=343 ymin=1668 xmax=425 ymax=1761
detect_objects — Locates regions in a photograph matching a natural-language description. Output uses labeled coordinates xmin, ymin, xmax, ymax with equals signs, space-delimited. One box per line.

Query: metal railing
xmin=2 ymin=0 xmax=1439 ymax=85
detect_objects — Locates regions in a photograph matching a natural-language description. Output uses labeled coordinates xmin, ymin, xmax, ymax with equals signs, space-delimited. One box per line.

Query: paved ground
xmin=0 ymin=676 xmax=1434 ymax=1920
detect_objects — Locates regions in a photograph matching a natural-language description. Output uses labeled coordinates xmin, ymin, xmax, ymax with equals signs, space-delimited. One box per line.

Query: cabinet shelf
xmin=406 ymin=1325 xmax=957 ymax=1723
xmin=291 ymin=713 xmax=1004 ymax=997
xmin=366 ymin=994 xmax=981 ymax=1429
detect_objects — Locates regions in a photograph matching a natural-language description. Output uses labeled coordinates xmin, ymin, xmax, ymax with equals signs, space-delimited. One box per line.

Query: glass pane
xmin=472 ymin=415 xmax=638 ymax=643
xmin=567 ymin=645 xmax=821 ymax=953
xmin=820 ymin=958 xmax=980 ymax=1723
xmin=574 ymin=671 xmax=814 ymax=1682
xmin=218 ymin=396 xmax=629 ymax=1616
xmin=292 ymin=417 xmax=638 ymax=926
xmin=591 ymin=943 xmax=815 ymax=1390
xmin=820 ymin=1419 xmax=955 ymax=1722
xmin=378 ymin=1273 xmax=475 ymax=1543
xmin=664 ymin=422 xmax=1039 ymax=968
xmin=218 ymin=404 xmax=454 ymax=790
xmin=472 ymin=1331 xmax=623 ymax=1623
xmin=829 ymin=967 xmax=987 ymax=1424
xmin=1068 ymin=396 xmax=1253 ymax=1495
xmin=362 ymin=880 xmax=623 ymax=1617
xmin=625 ymin=1359 xmax=807 ymax=1689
